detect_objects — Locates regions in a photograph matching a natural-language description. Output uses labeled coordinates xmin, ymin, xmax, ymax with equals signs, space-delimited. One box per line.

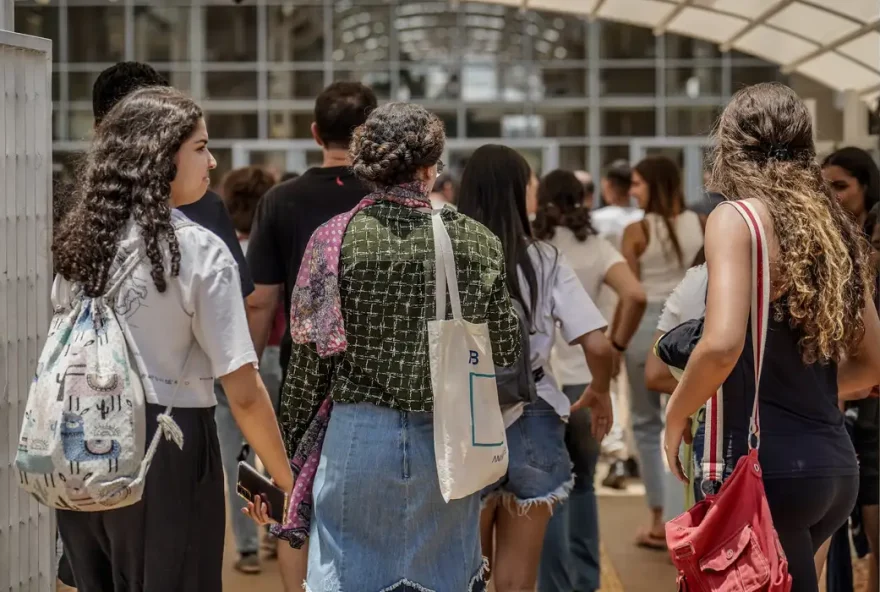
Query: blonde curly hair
xmin=708 ymin=82 xmax=872 ymax=364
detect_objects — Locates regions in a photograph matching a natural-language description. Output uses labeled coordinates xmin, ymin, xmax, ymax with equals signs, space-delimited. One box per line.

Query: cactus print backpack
xmin=15 ymin=250 xmax=189 ymax=511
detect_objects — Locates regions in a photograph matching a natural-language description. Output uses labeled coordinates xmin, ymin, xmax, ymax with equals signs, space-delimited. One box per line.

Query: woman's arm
xmin=621 ymin=221 xmax=647 ymax=278
xmin=645 ymin=330 xmax=680 ymax=394
xmin=221 ymin=364 xmax=294 ymax=493
xmin=278 ymin=342 xmax=334 ymax=458
xmin=604 ymin=261 xmax=647 ymax=349
xmin=664 ymin=206 xmax=752 ymax=479
xmin=838 ymin=290 xmax=880 ymax=396
xmin=570 ymin=329 xmax=615 ymax=439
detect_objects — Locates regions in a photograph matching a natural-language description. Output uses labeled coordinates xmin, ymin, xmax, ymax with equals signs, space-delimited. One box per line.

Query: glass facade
xmin=16 ymin=0 xmax=787 ymax=184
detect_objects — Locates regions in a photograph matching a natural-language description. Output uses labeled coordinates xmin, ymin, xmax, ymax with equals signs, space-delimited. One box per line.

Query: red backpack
xmin=665 ymin=200 xmax=792 ymax=592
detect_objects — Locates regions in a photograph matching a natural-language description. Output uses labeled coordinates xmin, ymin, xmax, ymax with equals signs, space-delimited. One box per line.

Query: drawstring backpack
xmin=16 ymin=249 xmax=191 ymax=511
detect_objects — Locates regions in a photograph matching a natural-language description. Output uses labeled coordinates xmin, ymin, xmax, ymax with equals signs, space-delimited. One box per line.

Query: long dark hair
xmin=533 ymin=169 xmax=596 ymax=242
xmin=457 ymin=144 xmax=539 ymax=322
xmin=822 ymin=146 xmax=880 ymax=226
xmin=634 ymin=155 xmax=686 ymax=266
xmin=54 ymin=87 xmax=203 ymax=296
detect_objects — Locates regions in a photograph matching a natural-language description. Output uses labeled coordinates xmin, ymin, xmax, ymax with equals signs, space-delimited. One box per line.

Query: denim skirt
xmin=306 ymin=402 xmax=487 ymax=592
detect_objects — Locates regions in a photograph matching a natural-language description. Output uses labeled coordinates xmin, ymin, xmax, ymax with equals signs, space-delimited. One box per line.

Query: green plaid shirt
xmin=279 ymin=200 xmax=521 ymax=455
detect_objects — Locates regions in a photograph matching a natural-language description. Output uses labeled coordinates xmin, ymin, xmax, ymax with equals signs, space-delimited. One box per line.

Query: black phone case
xmin=236 ymin=461 xmax=287 ymax=524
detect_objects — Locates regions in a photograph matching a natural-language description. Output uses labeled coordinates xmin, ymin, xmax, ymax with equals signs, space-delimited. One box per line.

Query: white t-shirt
xmin=547 ymin=228 xmax=624 ymax=387
xmin=517 ymin=242 xmax=607 ymax=419
xmin=52 ymin=210 xmax=258 ymax=408
xmin=656 ymin=263 xmax=708 ymax=332
xmin=591 ymin=205 xmax=644 ymax=250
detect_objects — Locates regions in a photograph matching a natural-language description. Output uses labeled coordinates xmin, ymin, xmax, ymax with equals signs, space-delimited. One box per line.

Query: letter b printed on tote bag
xmin=427 ymin=209 xmax=508 ymax=502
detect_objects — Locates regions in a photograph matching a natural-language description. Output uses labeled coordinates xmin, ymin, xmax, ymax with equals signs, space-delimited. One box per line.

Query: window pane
xmin=536 ymin=108 xmax=588 ymax=138
xmin=397 ymin=65 xmax=460 ymax=100
xmin=68 ymin=6 xmax=124 ymax=63
xmin=204 ymin=72 xmax=258 ymax=100
xmin=206 ymin=113 xmax=259 ymax=139
xmin=133 ymin=7 xmax=190 ymax=62
xmin=209 ymin=148 xmax=231 ymax=186
xmin=268 ymin=5 xmax=325 ymax=62
xmin=52 ymin=151 xmax=79 ymax=188
xmin=155 ymin=71 xmax=192 ymax=93
xmin=600 ymin=68 xmax=656 ymax=96
xmin=462 ymin=3 xmax=526 ymax=62
xmin=465 ymin=105 xmax=529 ymax=138
xmin=602 ymin=108 xmax=656 ymax=137
xmin=396 ymin=2 xmax=460 ymax=62
xmin=332 ymin=69 xmax=392 ymax=99
xmin=433 ymin=111 xmax=458 ymax=138
xmin=528 ymin=10 xmax=587 ymax=61
xmin=560 ymin=146 xmax=590 ymax=173
xmin=68 ymin=109 xmax=95 ymax=141
xmin=731 ymin=66 xmax=784 ymax=91
xmin=666 ymin=106 xmax=722 ymax=136
xmin=269 ymin=112 xmax=315 ymax=139
xmin=461 ymin=62 xmax=539 ymax=102
xmin=666 ymin=67 xmax=722 ymax=97
xmin=332 ymin=3 xmax=392 ymax=63
xmin=600 ymin=22 xmax=656 ymax=59
xmin=52 ymin=72 xmax=60 ymax=103
xmin=204 ymin=6 xmax=258 ymax=62
xmin=69 ymin=72 xmax=100 ymax=102
xmin=14 ymin=6 xmax=60 ymax=61
xmin=600 ymin=145 xmax=631 ymax=169
xmin=664 ymin=34 xmax=721 ymax=60
xmin=269 ymin=71 xmax=325 ymax=100
xmin=539 ymin=68 xmax=586 ymax=98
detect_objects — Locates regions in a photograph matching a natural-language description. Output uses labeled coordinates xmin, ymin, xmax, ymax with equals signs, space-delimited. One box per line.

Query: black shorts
xmin=57 ymin=404 xmax=225 ymax=592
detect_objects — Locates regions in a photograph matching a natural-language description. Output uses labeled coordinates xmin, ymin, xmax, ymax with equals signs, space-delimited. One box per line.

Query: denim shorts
xmin=307 ymin=402 xmax=487 ymax=592
xmin=482 ymin=398 xmax=574 ymax=512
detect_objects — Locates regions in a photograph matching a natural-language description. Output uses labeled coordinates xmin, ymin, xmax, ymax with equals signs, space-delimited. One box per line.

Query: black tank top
xmin=722 ymin=302 xmax=858 ymax=479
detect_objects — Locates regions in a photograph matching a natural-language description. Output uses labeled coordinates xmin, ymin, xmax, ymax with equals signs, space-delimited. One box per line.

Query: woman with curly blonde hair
xmin=663 ymin=82 xmax=880 ymax=592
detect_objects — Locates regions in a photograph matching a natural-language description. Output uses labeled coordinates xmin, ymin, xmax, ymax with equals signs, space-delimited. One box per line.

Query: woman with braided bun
xmin=276 ymin=102 xmax=521 ymax=591
xmin=52 ymin=86 xmax=292 ymax=590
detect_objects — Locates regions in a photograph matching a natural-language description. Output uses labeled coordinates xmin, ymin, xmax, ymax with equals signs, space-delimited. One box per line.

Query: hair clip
xmin=768 ymin=145 xmax=792 ymax=160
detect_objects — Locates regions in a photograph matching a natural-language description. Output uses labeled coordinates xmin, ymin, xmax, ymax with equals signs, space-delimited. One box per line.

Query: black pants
xmin=764 ymin=475 xmax=859 ymax=592
xmin=57 ymin=404 xmax=226 ymax=592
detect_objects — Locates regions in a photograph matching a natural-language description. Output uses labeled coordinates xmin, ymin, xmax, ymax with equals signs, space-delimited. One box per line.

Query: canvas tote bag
xmin=427 ymin=208 xmax=509 ymax=502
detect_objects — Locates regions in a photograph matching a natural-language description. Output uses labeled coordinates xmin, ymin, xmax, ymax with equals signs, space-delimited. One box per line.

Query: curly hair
xmin=708 ymin=82 xmax=872 ymax=364
xmin=54 ymin=86 xmax=203 ymax=297
xmin=349 ymin=102 xmax=445 ymax=189
xmin=533 ymin=169 xmax=596 ymax=242
xmin=220 ymin=166 xmax=277 ymax=234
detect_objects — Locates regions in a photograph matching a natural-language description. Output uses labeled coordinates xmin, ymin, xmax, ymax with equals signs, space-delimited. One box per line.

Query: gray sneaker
xmin=234 ymin=552 xmax=261 ymax=575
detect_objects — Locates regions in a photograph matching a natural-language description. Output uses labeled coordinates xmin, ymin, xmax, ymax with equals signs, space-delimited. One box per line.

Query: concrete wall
xmin=0 ymin=29 xmax=55 ymax=592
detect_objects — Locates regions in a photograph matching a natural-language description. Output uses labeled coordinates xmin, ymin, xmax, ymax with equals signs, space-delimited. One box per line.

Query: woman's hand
xmin=243 ymin=494 xmax=276 ymax=526
xmin=664 ymin=413 xmax=692 ymax=484
xmin=572 ymin=385 xmax=613 ymax=441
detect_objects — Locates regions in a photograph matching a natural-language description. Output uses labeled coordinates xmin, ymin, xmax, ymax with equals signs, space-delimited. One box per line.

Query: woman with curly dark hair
xmin=274 ymin=102 xmax=522 ymax=591
xmin=53 ymin=86 xmax=292 ymax=591
xmin=663 ymin=82 xmax=880 ymax=592
xmin=535 ymin=169 xmax=646 ymax=592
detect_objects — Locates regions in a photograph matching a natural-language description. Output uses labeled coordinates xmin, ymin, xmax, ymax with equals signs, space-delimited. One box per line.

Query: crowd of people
xmin=41 ymin=60 xmax=880 ymax=592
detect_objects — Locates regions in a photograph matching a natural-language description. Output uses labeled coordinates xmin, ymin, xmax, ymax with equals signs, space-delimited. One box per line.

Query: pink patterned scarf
xmin=271 ymin=181 xmax=431 ymax=548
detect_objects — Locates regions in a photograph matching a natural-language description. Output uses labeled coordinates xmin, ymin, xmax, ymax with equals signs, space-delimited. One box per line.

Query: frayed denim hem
xmin=486 ymin=474 xmax=576 ymax=517
xmin=304 ymin=557 xmax=490 ymax=592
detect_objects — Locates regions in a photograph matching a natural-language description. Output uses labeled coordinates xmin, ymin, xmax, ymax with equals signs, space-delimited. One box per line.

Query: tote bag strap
xmin=701 ymin=200 xmax=770 ymax=488
xmin=431 ymin=209 xmax=463 ymax=321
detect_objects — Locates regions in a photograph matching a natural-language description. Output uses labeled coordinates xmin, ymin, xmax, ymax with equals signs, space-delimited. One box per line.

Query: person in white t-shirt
xmin=458 ymin=145 xmax=615 ymax=592
xmin=591 ymin=160 xmax=644 ymax=250
xmin=50 ymin=87 xmax=293 ymax=590
xmin=534 ymin=169 xmax=647 ymax=592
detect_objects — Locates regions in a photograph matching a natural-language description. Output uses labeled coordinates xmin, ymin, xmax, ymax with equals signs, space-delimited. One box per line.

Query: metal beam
xmin=782 ymin=16 xmax=880 ymax=73
xmin=589 ymin=0 xmax=607 ymax=22
xmin=653 ymin=0 xmax=695 ymax=36
xmin=0 ymin=0 xmax=14 ymax=31
xmin=720 ymin=0 xmax=798 ymax=52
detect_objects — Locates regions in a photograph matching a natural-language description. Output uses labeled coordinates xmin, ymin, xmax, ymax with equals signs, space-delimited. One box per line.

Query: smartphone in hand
xmin=236 ymin=461 xmax=287 ymax=524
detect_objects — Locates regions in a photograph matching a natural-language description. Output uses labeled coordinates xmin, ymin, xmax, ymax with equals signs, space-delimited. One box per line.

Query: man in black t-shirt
xmin=244 ymin=81 xmax=376 ymax=586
